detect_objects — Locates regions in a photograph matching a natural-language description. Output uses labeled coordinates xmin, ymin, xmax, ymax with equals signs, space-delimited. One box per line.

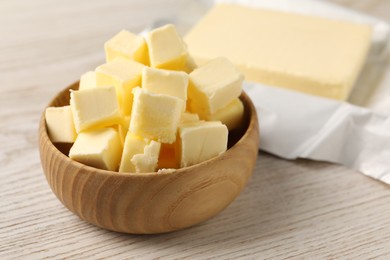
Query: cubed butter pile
xmin=45 ymin=24 xmax=244 ymax=173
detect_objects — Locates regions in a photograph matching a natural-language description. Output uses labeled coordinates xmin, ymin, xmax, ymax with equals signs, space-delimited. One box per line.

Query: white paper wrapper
xmin=244 ymin=82 xmax=390 ymax=184
xmin=154 ymin=0 xmax=390 ymax=184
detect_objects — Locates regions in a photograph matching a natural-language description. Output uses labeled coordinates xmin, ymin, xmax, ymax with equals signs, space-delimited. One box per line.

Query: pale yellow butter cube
xmin=206 ymin=98 xmax=244 ymax=131
xmin=188 ymin=57 xmax=243 ymax=118
xmin=105 ymin=30 xmax=149 ymax=65
xmin=45 ymin=105 xmax=77 ymax=143
xmin=180 ymin=112 xmax=200 ymax=124
xmin=96 ymin=57 xmax=145 ymax=115
xmin=131 ymin=140 xmax=161 ymax=173
xmin=177 ymin=121 xmax=228 ymax=168
xmin=113 ymin=116 xmax=130 ymax=145
xmin=69 ymin=127 xmax=122 ymax=171
xmin=70 ymin=86 xmax=121 ymax=133
xmin=185 ymin=54 xmax=198 ymax=73
xmin=142 ymin=67 xmax=189 ymax=103
xmin=119 ymin=132 xmax=161 ymax=173
xmin=118 ymin=116 xmax=130 ymax=145
xmin=79 ymin=71 xmax=96 ymax=91
xmin=130 ymin=87 xmax=184 ymax=144
xmin=146 ymin=24 xmax=189 ymax=71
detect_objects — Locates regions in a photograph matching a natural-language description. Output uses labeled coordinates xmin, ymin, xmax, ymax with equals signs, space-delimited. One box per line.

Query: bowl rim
xmin=39 ymin=81 xmax=259 ymax=178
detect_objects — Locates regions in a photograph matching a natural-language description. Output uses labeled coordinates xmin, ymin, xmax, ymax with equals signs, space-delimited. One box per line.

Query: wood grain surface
xmin=1 ymin=0 xmax=390 ymax=259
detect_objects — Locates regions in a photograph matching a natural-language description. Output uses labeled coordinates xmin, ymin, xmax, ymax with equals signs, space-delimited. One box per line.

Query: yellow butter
xmin=188 ymin=57 xmax=243 ymax=117
xmin=206 ymin=98 xmax=244 ymax=131
xmin=70 ymin=86 xmax=121 ymax=133
xmin=177 ymin=121 xmax=228 ymax=168
xmin=142 ymin=67 xmax=189 ymax=104
xmin=130 ymin=87 xmax=184 ymax=144
xmin=115 ymin=116 xmax=130 ymax=145
xmin=96 ymin=57 xmax=145 ymax=115
xmin=146 ymin=24 xmax=190 ymax=71
xmin=69 ymin=127 xmax=122 ymax=171
xmin=119 ymin=132 xmax=160 ymax=173
xmin=105 ymin=29 xmax=149 ymax=65
xmin=185 ymin=4 xmax=372 ymax=100
xmin=180 ymin=112 xmax=200 ymax=124
xmin=158 ymin=111 xmax=201 ymax=169
xmin=131 ymin=140 xmax=161 ymax=173
xmin=158 ymin=143 xmax=177 ymax=169
xmin=45 ymin=105 xmax=77 ymax=143
xmin=79 ymin=71 xmax=96 ymax=91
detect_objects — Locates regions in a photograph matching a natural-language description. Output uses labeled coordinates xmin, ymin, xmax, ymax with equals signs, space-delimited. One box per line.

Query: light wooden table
xmin=1 ymin=0 xmax=390 ymax=259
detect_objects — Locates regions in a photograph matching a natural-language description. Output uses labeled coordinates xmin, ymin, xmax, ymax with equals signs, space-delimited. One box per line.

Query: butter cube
xmin=188 ymin=57 xmax=243 ymax=118
xmin=180 ymin=112 xmax=200 ymax=124
xmin=105 ymin=30 xmax=149 ymax=65
xmin=185 ymin=4 xmax=372 ymax=100
xmin=146 ymin=24 xmax=189 ymax=71
xmin=45 ymin=105 xmax=77 ymax=143
xmin=131 ymin=140 xmax=161 ymax=173
xmin=158 ymin=143 xmax=177 ymax=169
xmin=69 ymin=127 xmax=122 ymax=171
xmin=70 ymin=86 xmax=121 ymax=133
xmin=119 ymin=132 xmax=160 ymax=173
xmin=130 ymin=87 xmax=184 ymax=144
xmin=112 ymin=116 xmax=130 ymax=145
xmin=79 ymin=71 xmax=96 ymax=91
xmin=115 ymin=116 xmax=130 ymax=145
xmin=142 ymin=67 xmax=189 ymax=103
xmin=177 ymin=121 xmax=228 ymax=168
xmin=119 ymin=133 xmax=147 ymax=172
xmin=206 ymin=98 xmax=244 ymax=131
xmin=96 ymin=57 xmax=145 ymax=115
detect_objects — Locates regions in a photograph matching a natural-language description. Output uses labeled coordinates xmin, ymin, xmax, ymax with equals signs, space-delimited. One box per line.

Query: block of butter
xmin=130 ymin=87 xmax=184 ymax=144
xmin=131 ymin=140 xmax=161 ymax=173
xmin=70 ymin=86 xmax=121 ymax=133
xmin=79 ymin=71 xmax=96 ymax=91
xmin=185 ymin=4 xmax=372 ymax=100
xmin=69 ymin=127 xmax=122 ymax=171
xmin=45 ymin=105 xmax=77 ymax=143
xmin=115 ymin=116 xmax=130 ymax=145
xmin=180 ymin=112 xmax=200 ymax=123
xmin=105 ymin=29 xmax=149 ymax=65
xmin=119 ymin=132 xmax=160 ymax=173
xmin=207 ymin=98 xmax=244 ymax=131
xmin=188 ymin=57 xmax=243 ymax=118
xmin=142 ymin=67 xmax=189 ymax=103
xmin=177 ymin=121 xmax=228 ymax=168
xmin=96 ymin=57 xmax=145 ymax=115
xmin=146 ymin=24 xmax=191 ymax=71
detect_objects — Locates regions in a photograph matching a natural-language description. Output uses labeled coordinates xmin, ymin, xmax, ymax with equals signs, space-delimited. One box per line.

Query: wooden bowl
xmin=39 ymin=82 xmax=259 ymax=234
